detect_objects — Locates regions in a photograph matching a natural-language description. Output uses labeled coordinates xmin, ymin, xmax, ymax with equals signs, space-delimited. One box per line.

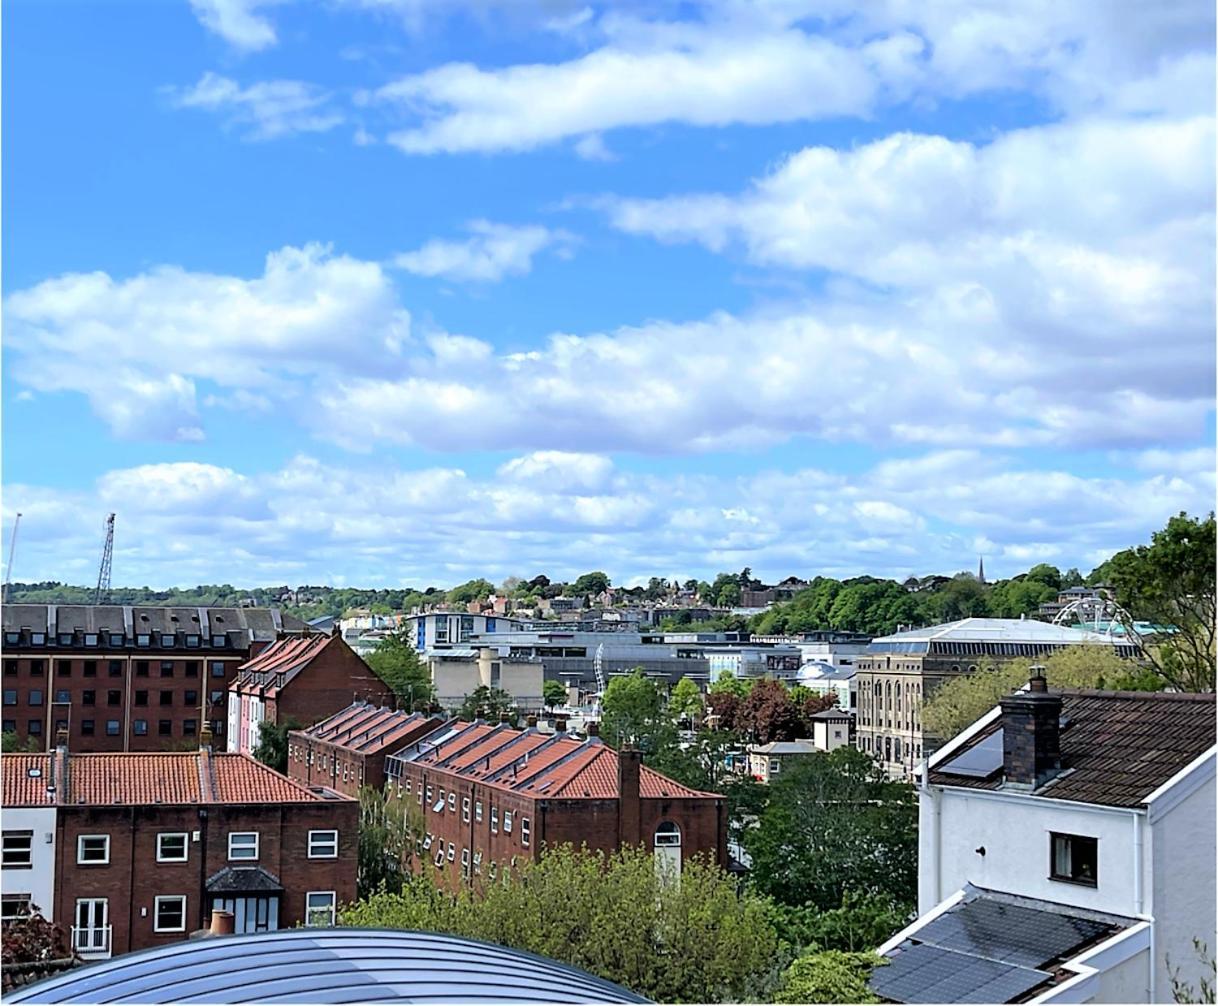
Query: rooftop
xmin=1 ymin=604 xmax=307 ymax=643
xmin=1 ymin=751 xmax=351 ymax=808
xmin=871 ymin=617 xmax=1131 ymax=647
xmin=298 ymin=703 xmax=441 ymax=754
xmin=928 ymin=690 xmax=1216 ymax=807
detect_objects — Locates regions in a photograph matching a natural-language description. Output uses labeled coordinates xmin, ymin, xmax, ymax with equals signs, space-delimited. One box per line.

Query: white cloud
xmin=4 ymin=447 xmax=1211 ymax=587
xmin=393 ymin=221 xmax=573 ymax=282
xmin=170 ymin=72 xmax=343 ymax=140
xmin=189 ymin=0 xmax=280 ymax=51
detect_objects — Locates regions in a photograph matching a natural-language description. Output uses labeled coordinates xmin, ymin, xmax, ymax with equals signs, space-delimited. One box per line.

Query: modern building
xmin=855 ymin=618 xmax=1138 ymax=780
xmin=751 ymin=629 xmax=873 ymax=669
xmin=0 ymin=731 xmax=358 ymax=959
xmin=795 ymin=660 xmax=857 ymax=712
xmin=426 ymin=647 xmax=546 ymax=712
xmin=386 ymin=719 xmax=727 ymax=888
xmin=401 ymin=612 xmax=525 ymax=653
xmin=227 ymin=634 xmax=391 ymax=755
xmin=877 ymin=679 xmax=1216 ymax=1003
xmin=287 ymin=703 xmax=443 ymax=797
xmin=1 ymin=604 xmax=308 ymax=753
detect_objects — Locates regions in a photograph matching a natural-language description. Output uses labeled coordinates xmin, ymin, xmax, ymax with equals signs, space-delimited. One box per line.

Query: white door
xmin=74 ymin=898 xmax=109 ymax=955
xmin=653 ymin=822 xmax=682 ymax=882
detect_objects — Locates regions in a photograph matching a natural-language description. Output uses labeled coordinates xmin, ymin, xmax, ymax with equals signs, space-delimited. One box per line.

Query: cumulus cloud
xmin=393 ymin=221 xmax=573 ymax=282
xmin=3 ymin=448 xmax=1211 ymax=587
xmin=189 ymin=0 xmax=280 ymax=51
xmin=170 ymin=73 xmax=343 ymax=140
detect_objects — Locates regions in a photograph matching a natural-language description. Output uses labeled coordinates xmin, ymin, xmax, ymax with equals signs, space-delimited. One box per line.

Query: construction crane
xmin=94 ymin=513 xmax=115 ymax=605
xmin=3 ymin=513 xmax=21 ymax=604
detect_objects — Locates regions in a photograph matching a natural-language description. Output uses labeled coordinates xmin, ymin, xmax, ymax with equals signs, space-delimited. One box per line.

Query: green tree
xmin=771 ymin=890 xmax=911 ymax=954
xmin=366 ymin=632 xmax=435 ymax=710
xmin=252 ymin=716 xmax=302 ymax=774
xmin=341 ymin=845 xmax=785 ymax=1004
xmin=774 ymin=950 xmax=888 ymax=1004
xmin=717 ymin=582 xmax=742 ymax=607
xmin=668 ymin=677 xmax=704 ymax=724
xmin=2 ymin=731 xmax=40 ymax=753
xmin=708 ymin=670 xmax=750 ymax=697
xmin=745 ymin=747 xmax=917 ymax=912
xmin=542 ymin=679 xmax=567 ymax=712
xmin=446 ymin=578 xmax=494 ymax=606
xmin=458 ymin=686 xmax=518 ymax=724
xmin=572 ymin=571 xmax=611 ymax=596
xmin=600 ymin=669 xmax=674 ymax=754
xmin=1099 ymin=512 xmax=1216 ymax=692
xmin=1025 ymin=563 xmax=1063 ymax=592
xmin=357 ymin=786 xmax=423 ymax=899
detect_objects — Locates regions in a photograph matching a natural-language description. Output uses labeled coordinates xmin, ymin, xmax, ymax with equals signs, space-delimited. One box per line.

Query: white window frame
xmin=447 ymin=792 xmax=456 ymax=813
xmin=308 ymin=830 xmax=338 ymax=859
xmin=475 ymin=800 xmax=483 ymax=823
xmin=2 ymin=831 xmax=34 ymax=869
xmin=1 ymin=893 xmax=32 ymax=922
xmin=491 ymin=806 xmax=499 ymax=833
xmin=522 ymin=817 xmax=531 ymax=848
xmin=503 ymin=810 xmax=513 ymax=834
xmin=305 ymin=891 xmax=336 ymax=927
xmin=153 ymin=895 xmax=187 ymax=933
xmin=77 ymin=835 xmax=111 ymax=865
xmin=156 ymin=833 xmax=189 ymax=863
xmin=446 ymin=842 xmax=455 ymax=862
xmin=462 ymin=797 xmax=471 ymax=823
xmin=227 ymin=832 xmax=259 ymax=861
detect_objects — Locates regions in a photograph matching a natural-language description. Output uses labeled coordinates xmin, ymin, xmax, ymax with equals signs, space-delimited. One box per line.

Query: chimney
xmin=199 ymin=722 xmax=214 ymax=753
xmin=1000 ymin=667 xmax=1061 ymax=789
xmin=50 ymin=730 xmax=69 ymax=805
xmin=554 ymin=717 xmax=567 ymax=735
xmin=498 ymin=710 xmax=511 ymax=725
xmin=209 ymin=909 xmax=235 ymax=936
xmin=526 ymin=715 xmax=538 ymax=729
xmin=586 ymin=721 xmax=600 ymax=738
xmin=617 ymin=747 xmax=642 ymax=848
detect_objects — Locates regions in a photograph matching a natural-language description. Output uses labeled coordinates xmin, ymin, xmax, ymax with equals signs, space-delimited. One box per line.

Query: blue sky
xmin=2 ymin=0 xmax=1214 ymax=590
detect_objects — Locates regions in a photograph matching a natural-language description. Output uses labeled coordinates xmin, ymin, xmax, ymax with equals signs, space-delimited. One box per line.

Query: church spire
xmin=977 ymin=555 xmax=986 ymax=584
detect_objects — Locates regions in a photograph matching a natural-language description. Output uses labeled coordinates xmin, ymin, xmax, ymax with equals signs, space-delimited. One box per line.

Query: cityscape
xmin=2 ymin=1 xmax=1215 ymax=1005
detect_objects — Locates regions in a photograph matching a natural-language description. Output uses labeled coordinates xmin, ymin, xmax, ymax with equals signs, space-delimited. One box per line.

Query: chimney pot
xmin=209 ymin=909 xmax=235 ymax=936
xmin=1000 ymin=669 xmax=1061 ymax=789
xmin=55 ymin=728 xmax=68 ymax=750
xmin=526 ymin=715 xmax=538 ymax=728
xmin=499 ymin=710 xmax=511 ymax=724
xmin=587 ymin=721 xmax=599 ymax=737
xmin=554 ymin=717 xmax=567 ymax=733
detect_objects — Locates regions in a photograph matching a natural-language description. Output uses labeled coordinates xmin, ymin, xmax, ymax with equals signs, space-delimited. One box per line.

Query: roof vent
xmin=27 ymin=767 xmax=41 ymax=778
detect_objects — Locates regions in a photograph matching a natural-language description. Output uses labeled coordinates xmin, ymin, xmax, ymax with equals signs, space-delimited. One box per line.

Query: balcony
xmin=71 ymin=925 xmax=112 ymax=959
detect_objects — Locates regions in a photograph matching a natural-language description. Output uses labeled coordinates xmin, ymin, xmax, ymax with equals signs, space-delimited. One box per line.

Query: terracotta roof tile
xmin=2 ymin=755 xmax=53 ymax=805
xmin=301 ymin=704 xmax=439 ymax=754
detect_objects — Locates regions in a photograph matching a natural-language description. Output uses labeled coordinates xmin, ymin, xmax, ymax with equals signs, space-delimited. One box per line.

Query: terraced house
xmin=0 ymin=729 xmax=356 ymax=958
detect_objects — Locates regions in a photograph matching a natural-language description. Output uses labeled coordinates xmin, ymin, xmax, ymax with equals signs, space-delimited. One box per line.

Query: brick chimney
xmin=526 ymin=715 xmax=538 ymax=729
xmin=1000 ymin=667 xmax=1061 ymax=789
xmin=617 ymin=747 xmax=642 ymax=848
xmin=554 ymin=717 xmax=567 ymax=735
xmin=586 ymin=721 xmax=600 ymax=738
xmin=49 ymin=729 xmax=69 ymax=805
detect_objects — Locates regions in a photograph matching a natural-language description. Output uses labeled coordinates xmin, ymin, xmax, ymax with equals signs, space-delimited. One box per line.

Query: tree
xmin=717 ymin=582 xmax=742 ymax=607
xmin=447 ymin=578 xmax=494 ymax=606
xmin=648 ymin=729 xmax=738 ymax=793
xmin=744 ymin=747 xmax=917 ymax=912
xmin=1025 ymin=563 xmax=1063 ymax=592
xmin=706 ymin=690 xmax=743 ymax=732
xmin=366 ymin=632 xmax=435 ymax=711
xmin=770 ymin=890 xmax=912 ymax=954
xmin=668 ymin=677 xmax=704 ymax=724
xmin=741 ymin=679 xmax=804 ymax=743
xmin=357 ymin=786 xmax=423 ymax=899
xmin=252 ymin=716 xmax=302 ymax=774
xmin=774 ymin=950 xmax=887 ymax=1004
xmin=572 ymin=571 xmax=611 ymax=596
xmin=1168 ymin=938 xmax=1216 ymax=1004
xmin=1100 ymin=512 xmax=1216 ymax=692
xmin=921 ymin=646 xmax=1163 ymax=741
xmin=1 ymin=907 xmax=71 ymax=966
xmin=798 ymin=692 xmax=840 ymax=734
xmin=542 ymin=680 xmax=567 ymax=712
xmin=2 ymin=731 xmax=40 ymax=753
xmin=600 ymin=670 xmax=674 ymax=754
xmin=708 ymin=670 xmax=750 ymax=697
xmin=340 ymin=845 xmax=786 ymax=1004
xmin=458 ymin=686 xmax=517 ymax=724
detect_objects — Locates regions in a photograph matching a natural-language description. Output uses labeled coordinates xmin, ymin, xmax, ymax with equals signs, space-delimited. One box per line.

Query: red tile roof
xmin=300 ymin=703 xmax=439 ymax=754
xmin=237 ymin=634 xmax=337 ymax=695
xmin=1 ymin=752 xmax=352 ymax=808
xmin=929 ymin=690 xmax=1216 ymax=808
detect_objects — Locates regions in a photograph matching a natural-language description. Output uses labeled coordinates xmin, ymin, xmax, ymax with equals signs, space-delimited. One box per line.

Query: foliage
xmin=600 ymin=669 xmax=675 ymax=754
xmin=741 ymin=679 xmax=806 ymax=743
xmin=252 ymin=716 xmax=302 ymax=774
xmin=2 ymin=731 xmax=41 ymax=753
xmin=745 ymin=747 xmax=917 ymax=912
xmin=340 ymin=845 xmax=785 ymax=1004
xmin=708 ymin=670 xmax=751 ymax=697
xmin=1099 ymin=512 xmax=1216 ymax=692
xmin=668 ymin=677 xmax=704 ymax=723
xmin=1169 ymin=938 xmax=1216 ymax=1004
xmin=446 ymin=578 xmax=495 ymax=605
xmin=542 ymin=679 xmax=568 ymax=712
xmin=357 ymin=786 xmax=424 ymax=899
xmin=365 ymin=632 xmax=435 ymax=710
xmin=572 ymin=571 xmax=611 ymax=596
xmin=799 ymin=692 xmax=841 ymax=733
xmin=771 ymin=890 xmax=912 ymax=954
xmin=774 ymin=949 xmax=887 ymax=1004
xmin=921 ymin=646 xmax=1163 ymax=741
xmin=457 ymin=686 xmax=518 ymax=724
xmin=647 ymin=729 xmax=739 ymax=793
xmin=1 ymin=908 xmax=70 ymax=965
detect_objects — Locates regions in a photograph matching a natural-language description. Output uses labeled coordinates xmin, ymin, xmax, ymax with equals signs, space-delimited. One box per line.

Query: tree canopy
xmin=251 ymin=716 xmax=302 ymax=774
xmin=600 ymin=669 xmax=674 ymax=754
xmin=457 ymin=686 xmax=518 ymax=724
xmin=365 ymin=632 xmax=434 ymax=711
xmin=542 ymin=679 xmax=568 ymax=711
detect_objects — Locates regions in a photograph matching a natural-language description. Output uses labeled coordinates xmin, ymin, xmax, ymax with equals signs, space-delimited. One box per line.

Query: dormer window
xmin=161 ymin=634 xmax=175 ymax=648
xmin=30 ymin=633 xmax=45 ymax=646
xmin=109 ymin=633 xmax=124 ymax=646
xmin=185 ymin=635 xmax=200 ymax=648
xmin=84 ymin=634 xmax=98 ymax=647
xmin=136 ymin=634 xmax=151 ymax=647
xmin=4 ymin=632 xmax=20 ymax=646
xmin=57 ymin=633 xmax=72 ymax=646
xmin=211 ymin=635 xmax=227 ymax=648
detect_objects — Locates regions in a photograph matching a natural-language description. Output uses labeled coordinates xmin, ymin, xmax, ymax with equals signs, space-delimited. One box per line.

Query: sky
xmin=2 ymin=0 xmax=1215 ymax=591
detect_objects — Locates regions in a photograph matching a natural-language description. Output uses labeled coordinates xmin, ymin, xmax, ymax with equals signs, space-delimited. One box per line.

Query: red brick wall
xmin=276 ymin=641 xmax=392 ymax=729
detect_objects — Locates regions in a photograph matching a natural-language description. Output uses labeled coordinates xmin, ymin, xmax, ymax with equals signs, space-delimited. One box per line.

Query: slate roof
xmin=929 ymin=690 xmax=1216 ymax=807
xmin=1 ymin=752 xmax=351 ymax=807
xmin=2 ymin=604 xmax=307 ymax=645
xmin=206 ymin=866 xmax=284 ymax=894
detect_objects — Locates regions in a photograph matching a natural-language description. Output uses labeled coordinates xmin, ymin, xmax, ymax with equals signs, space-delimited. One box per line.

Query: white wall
xmin=921 ymin=787 xmax=1138 ymax=916
xmin=1148 ymin=753 xmax=1216 ymax=1002
xmin=1 ymin=807 xmax=57 ymax=921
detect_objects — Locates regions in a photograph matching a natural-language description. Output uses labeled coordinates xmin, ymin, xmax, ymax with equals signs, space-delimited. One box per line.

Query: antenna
xmin=3 ymin=513 xmax=21 ymax=604
xmin=94 ymin=513 xmax=115 ymax=605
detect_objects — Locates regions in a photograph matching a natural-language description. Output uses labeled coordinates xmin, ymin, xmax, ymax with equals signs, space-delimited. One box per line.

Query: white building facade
xmin=1 ymin=805 xmax=57 ymax=924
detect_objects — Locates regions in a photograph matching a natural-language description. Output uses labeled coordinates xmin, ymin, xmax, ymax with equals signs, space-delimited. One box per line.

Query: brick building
xmin=0 ymin=732 xmax=357 ymax=959
xmin=287 ymin=703 xmax=443 ymax=797
xmin=1 ymin=604 xmax=308 ymax=753
xmin=385 ymin=719 xmax=726 ymax=888
xmin=228 ymin=635 xmax=392 ymax=755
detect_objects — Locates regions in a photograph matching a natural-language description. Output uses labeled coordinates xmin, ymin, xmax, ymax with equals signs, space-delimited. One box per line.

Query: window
xmin=522 ymin=817 xmax=531 ymax=848
xmin=28 ymin=690 xmax=43 ymax=707
xmin=446 ymin=842 xmax=455 ymax=862
xmin=184 ymin=689 xmax=198 ymax=706
xmin=305 ymin=892 xmax=336 ymax=927
xmin=426 ymin=784 xmax=433 ymax=804
xmin=136 ymin=635 xmax=151 ymax=648
xmin=109 ymin=634 xmax=124 ymax=647
xmin=503 ymin=811 xmax=513 ymax=834
xmin=460 ymin=848 xmax=470 ymax=875
xmin=462 ymin=797 xmax=470 ymax=823
xmin=83 ymin=661 xmax=97 ymax=677
xmin=160 ymin=662 xmax=174 ymax=677
xmin=106 ymin=689 xmax=121 ymax=706
xmin=158 ymin=720 xmax=172 ymax=736
xmin=308 ymin=830 xmax=338 ymax=859
xmin=210 ymin=662 xmax=226 ymax=677
xmin=108 ymin=660 xmax=123 ymax=677
xmin=77 ymin=835 xmax=110 ymax=865
xmin=106 ymin=720 xmax=120 ymax=735
xmin=29 ymin=660 xmax=44 ymax=676
xmin=161 ymin=635 xmax=176 ymax=648
xmin=447 ymin=792 xmax=456 ymax=813
xmin=211 ymin=635 xmax=227 ymax=648
xmin=153 ymin=895 xmax=186 ymax=932
xmin=185 ymin=661 xmax=200 ymax=677
xmin=160 ymin=690 xmax=173 ymax=706
xmin=54 ymin=690 xmax=70 ymax=703
xmin=28 ymin=720 xmax=42 ymax=736
xmin=81 ymin=719 xmax=95 ymax=736
xmin=475 ymin=800 xmax=483 ymax=823
xmin=157 ymin=833 xmax=188 ymax=862
xmin=57 ymin=633 xmax=73 ymax=647
xmin=30 ymin=634 xmax=45 ymax=647
xmin=82 ymin=690 xmax=96 ymax=706
xmin=1 ymin=894 xmax=32 ymax=923
xmin=133 ymin=720 xmax=148 ymax=736
xmin=209 ymin=690 xmax=224 ymax=705
xmin=135 ymin=691 xmax=148 ymax=706
xmin=769 ymin=758 xmax=781 ymax=774
xmin=186 ymin=635 xmax=200 ymax=649
xmin=1050 ymin=833 xmax=1098 ymax=887
xmin=2 ymin=690 xmax=15 ymax=706
xmin=228 ymin=833 xmax=259 ymax=861
xmin=135 ymin=661 xmax=149 ymax=677
xmin=211 ymin=719 xmax=224 ymax=736
xmin=183 ymin=719 xmax=197 ymax=736
xmin=491 ymin=807 xmax=499 ymax=833
xmin=3 ymin=661 xmax=15 ymax=676
xmin=3 ymin=632 xmax=19 ymax=647
xmin=2 ymin=831 xmax=33 ymax=868
xmin=2 ymin=720 xmax=13 ymax=733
